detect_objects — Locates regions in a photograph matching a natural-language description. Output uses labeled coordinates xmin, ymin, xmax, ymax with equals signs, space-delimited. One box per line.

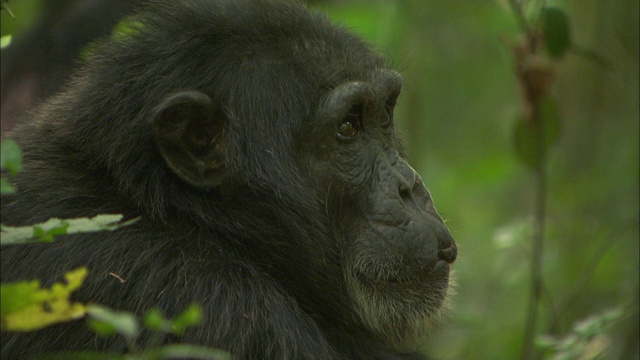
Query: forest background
xmin=1 ymin=1 xmax=638 ymax=359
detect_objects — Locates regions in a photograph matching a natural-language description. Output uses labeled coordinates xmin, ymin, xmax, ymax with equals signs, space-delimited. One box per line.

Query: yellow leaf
xmin=1 ymin=268 xmax=88 ymax=331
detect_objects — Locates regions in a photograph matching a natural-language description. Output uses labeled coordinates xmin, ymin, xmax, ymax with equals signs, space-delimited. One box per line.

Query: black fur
xmin=1 ymin=1 xmax=456 ymax=359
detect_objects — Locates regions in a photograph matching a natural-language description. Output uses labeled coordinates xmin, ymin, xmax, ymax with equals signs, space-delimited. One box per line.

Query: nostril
xmin=438 ymin=243 xmax=457 ymax=264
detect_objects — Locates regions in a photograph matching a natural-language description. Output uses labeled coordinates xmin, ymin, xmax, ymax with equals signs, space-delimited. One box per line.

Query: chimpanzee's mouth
xmin=354 ymin=260 xmax=450 ymax=289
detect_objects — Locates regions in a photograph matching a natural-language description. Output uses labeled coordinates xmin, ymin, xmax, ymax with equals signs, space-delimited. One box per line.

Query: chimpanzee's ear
xmin=151 ymin=91 xmax=228 ymax=188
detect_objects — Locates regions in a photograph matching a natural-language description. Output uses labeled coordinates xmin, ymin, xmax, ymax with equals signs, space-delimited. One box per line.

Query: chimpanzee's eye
xmin=337 ymin=120 xmax=357 ymax=138
xmin=336 ymin=103 xmax=363 ymax=140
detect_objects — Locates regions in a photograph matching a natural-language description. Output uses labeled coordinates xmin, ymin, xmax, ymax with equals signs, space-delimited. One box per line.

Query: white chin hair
xmin=345 ymin=269 xmax=457 ymax=351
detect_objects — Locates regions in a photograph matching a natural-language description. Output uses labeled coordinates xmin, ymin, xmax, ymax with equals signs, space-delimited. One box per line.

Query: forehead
xmin=239 ymin=32 xmax=387 ymax=83
xmin=134 ymin=0 xmax=392 ymax=93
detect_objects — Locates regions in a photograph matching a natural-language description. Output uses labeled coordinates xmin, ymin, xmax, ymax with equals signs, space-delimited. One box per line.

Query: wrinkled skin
xmin=0 ymin=1 xmax=457 ymax=359
xmin=300 ymin=72 xmax=457 ymax=350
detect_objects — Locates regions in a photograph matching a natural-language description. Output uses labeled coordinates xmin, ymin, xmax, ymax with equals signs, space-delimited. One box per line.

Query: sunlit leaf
xmin=1 ymin=268 xmax=88 ymax=331
xmin=0 ymin=34 xmax=11 ymax=48
xmin=0 ymin=280 xmax=43 ymax=315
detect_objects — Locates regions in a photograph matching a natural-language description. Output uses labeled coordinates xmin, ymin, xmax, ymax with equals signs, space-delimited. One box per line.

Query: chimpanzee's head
xmin=66 ymin=0 xmax=457 ymax=350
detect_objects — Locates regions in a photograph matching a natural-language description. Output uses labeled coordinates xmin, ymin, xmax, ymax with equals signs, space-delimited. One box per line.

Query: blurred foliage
xmin=0 ymin=0 xmax=42 ymax=35
xmin=536 ymin=307 xmax=625 ymax=360
xmin=2 ymin=0 xmax=638 ymax=359
xmin=0 ymin=138 xmax=21 ymax=193
xmin=57 ymin=303 xmax=231 ymax=360
xmin=1 ymin=267 xmax=87 ymax=332
xmin=0 ymin=214 xmax=139 ymax=245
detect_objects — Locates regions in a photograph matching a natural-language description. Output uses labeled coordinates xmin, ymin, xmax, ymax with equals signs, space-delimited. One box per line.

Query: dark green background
xmin=2 ymin=1 xmax=638 ymax=358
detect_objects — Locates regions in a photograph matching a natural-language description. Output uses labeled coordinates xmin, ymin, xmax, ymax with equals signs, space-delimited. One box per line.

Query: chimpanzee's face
xmin=291 ymin=69 xmax=457 ymax=348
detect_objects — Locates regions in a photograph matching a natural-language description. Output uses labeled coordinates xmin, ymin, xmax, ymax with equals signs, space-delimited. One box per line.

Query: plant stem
xmin=522 ymin=107 xmax=547 ymax=360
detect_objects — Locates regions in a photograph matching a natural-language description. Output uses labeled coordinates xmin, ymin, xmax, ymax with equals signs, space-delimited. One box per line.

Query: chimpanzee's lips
xmin=355 ymin=259 xmax=450 ymax=289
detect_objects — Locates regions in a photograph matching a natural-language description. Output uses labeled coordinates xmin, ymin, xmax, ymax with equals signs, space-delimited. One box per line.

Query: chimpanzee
xmin=0 ymin=0 xmax=457 ymax=359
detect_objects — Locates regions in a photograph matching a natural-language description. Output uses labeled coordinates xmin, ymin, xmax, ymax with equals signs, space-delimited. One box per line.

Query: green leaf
xmin=86 ymin=305 xmax=139 ymax=341
xmin=111 ymin=18 xmax=144 ymax=41
xmin=86 ymin=318 xmax=117 ymax=337
xmin=1 ymin=268 xmax=88 ymax=331
xmin=143 ymin=307 xmax=168 ymax=331
xmin=0 ymin=34 xmax=11 ymax=49
xmin=80 ymin=18 xmax=145 ymax=61
xmin=1 ymin=177 xmax=16 ymax=194
xmin=33 ymin=221 xmax=70 ymax=242
xmin=514 ymin=97 xmax=561 ymax=168
xmin=0 ymin=280 xmax=42 ymax=315
xmin=1 ymin=214 xmax=139 ymax=245
xmin=0 ymin=139 xmax=22 ymax=176
xmin=542 ymin=7 xmax=571 ymax=58
xmin=1 ymin=139 xmax=22 ymax=195
xmin=171 ymin=303 xmax=203 ymax=335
